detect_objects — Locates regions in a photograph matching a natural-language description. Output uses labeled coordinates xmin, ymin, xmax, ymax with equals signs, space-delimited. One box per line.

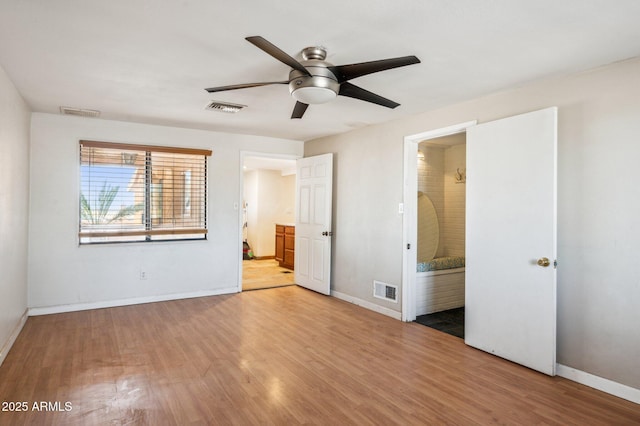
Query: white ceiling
xmin=2 ymin=1 xmax=640 ymax=142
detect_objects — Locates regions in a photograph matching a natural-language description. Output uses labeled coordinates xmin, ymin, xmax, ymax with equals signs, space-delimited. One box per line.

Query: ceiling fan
xmin=205 ymin=36 xmax=421 ymax=119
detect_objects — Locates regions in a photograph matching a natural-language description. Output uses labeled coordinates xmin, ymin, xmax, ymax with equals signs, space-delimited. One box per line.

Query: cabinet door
xmin=284 ymin=248 xmax=295 ymax=269
xmin=275 ymin=229 xmax=284 ymax=262
xmin=283 ymin=226 xmax=295 ymax=268
xmin=284 ymin=234 xmax=295 ymax=250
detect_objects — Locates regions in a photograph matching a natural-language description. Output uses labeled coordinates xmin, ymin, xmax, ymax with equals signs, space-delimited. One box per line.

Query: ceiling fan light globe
xmin=291 ymin=86 xmax=337 ymax=104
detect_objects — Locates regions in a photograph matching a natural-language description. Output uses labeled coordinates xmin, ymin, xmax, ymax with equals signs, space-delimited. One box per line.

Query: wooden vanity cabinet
xmin=275 ymin=224 xmax=295 ymax=270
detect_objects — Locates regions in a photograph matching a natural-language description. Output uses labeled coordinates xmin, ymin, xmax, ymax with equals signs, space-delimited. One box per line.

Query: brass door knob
xmin=537 ymin=257 xmax=550 ymax=267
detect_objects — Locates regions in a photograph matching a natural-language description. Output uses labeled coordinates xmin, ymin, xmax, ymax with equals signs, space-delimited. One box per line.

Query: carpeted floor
xmin=415 ymin=307 xmax=465 ymax=338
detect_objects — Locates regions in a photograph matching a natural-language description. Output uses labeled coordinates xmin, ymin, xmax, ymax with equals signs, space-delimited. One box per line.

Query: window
xmin=79 ymin=140 xmax=212 ymax=244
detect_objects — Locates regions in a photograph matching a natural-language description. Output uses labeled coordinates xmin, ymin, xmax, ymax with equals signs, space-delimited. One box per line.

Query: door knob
xmin=537 ymin=257 xmax=550 ymax=267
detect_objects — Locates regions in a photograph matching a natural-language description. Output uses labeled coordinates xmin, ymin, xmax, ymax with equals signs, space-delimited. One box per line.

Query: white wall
xmin=243 ymin=169 xmax=258 ymax=252
xmin=305 ymin=57 xmax=640 ymax=390
xmin=280 ymin=174 xmax=295 ymax=221
xmin=28 ymin=113 xmax=303 ymax=311
xmin=243 ymin=169 xmax=295 ymax=257
xmin=0 ymin=65 xmax=30 ymax=364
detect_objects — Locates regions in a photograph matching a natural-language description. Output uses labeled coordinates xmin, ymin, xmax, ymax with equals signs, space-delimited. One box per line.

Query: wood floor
xmin=1 ymin=287 xmax=638 ymax=425
xmin=242 ymin=258 xmax=296 ymax=291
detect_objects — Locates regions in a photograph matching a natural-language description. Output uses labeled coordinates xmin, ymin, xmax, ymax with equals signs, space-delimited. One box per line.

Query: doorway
xmin=413 ymin=133 xmax=467 ymax=338
xmin=402 ymin=121 xmax=476 ymax=323
xmin=403 ymin=108 xmax=557 ymax=376
xmin=240 ymin=153 xmax=299 ymax=291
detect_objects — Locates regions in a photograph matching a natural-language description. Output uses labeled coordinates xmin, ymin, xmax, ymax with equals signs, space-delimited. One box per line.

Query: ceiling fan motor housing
xmin=289 ymin=61 xmax=339 ymax=104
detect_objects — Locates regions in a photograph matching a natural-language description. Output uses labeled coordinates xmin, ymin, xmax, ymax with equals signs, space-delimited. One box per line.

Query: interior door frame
xmin=237 ymin=151 xmax=302 ymax=292
xmin=401 ymin=121 xmax=477 ymax=322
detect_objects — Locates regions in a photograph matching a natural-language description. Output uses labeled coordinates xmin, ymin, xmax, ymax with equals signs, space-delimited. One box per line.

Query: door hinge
xmin=407 ymin=243 xmax=411 ymax=250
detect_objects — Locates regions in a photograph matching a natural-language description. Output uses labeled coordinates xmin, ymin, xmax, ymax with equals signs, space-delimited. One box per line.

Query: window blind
xmin=79 ymin=140 xmax=212 ymax=244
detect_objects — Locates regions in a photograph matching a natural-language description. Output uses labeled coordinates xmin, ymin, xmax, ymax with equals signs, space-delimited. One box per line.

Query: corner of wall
xmin=0 ymin=63 xmax=31 ymax=366
xmin=0 ymin=310 xmax=29 ymax=367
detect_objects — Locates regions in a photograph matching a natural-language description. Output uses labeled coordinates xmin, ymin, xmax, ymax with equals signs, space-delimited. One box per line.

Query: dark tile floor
xmin=415 ymin=307 xmax=465 ymax=339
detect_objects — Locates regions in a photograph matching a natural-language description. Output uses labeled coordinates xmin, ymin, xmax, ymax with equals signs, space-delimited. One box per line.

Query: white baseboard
xmin=0 ymin=309 xmax=29 ymax=367
xmin=28 ymin=287 xmax=239 ymax=316
xmin=331 ymin=290 xmax=402 ymax=320
xmin=557 ymin=364 xmax=640 ymax=404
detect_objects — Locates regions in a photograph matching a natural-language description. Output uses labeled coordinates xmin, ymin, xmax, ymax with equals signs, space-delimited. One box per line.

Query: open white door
xmin=295 ymin=154 xmax=333 ymax=295
xmin=465 ymin=107 xmax=557 ymax=375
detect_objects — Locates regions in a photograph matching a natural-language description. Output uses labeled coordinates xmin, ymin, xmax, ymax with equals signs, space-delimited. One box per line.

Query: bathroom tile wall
xmin=418 ymin=141 xmax=466 ymax=258
xmin=418 ymin=145 xmax=445 ymax=257
xmin=444 ymin=144 xmax=466 ymax=257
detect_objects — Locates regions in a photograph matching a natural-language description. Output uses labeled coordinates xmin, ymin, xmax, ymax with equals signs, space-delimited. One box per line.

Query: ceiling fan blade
xmin=338 ymin=82 xmax=400 ymax=109
xmin=205 ymin=81 xmax=287 ymax=93
xmin=246 ymin=36 xmax=311 ymax=77
xmin=291 ymin=101 xmax=309 ymax=119
xmin=329 ymin=56 xmax=420 ymax=83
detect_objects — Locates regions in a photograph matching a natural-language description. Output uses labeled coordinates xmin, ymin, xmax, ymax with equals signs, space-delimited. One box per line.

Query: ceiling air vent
xmin=205 ymin=101 xmax=246 ymax=114
xmin=59 ymin=106 xmax=101 ymax=118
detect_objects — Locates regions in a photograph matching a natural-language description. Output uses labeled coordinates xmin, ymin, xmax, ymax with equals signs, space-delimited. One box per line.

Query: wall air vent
xmin=205 ymin=101 xmax=246 ymax=113
xmin=59 ymin=106 xmax=101 ymax=118
xmin=373 ymin=280 xmax=398 ymax=303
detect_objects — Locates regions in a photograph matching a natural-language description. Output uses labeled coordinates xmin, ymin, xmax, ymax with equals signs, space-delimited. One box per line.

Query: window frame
xmin=78 ymin=140 xmax=212 ymax=245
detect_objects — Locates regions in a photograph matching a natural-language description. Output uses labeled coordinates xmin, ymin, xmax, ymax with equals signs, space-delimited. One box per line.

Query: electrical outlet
xmin=140 ymin=270 xmax=147 ymax=280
